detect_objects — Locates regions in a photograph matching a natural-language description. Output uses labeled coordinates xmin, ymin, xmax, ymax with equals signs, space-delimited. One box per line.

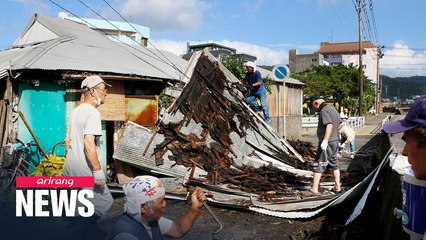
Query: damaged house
xmin=0 ymin=14 xmax=396 ymax=229
xmin=0 ymin=14 xmax=187 ymax=177
xmin=113 ymin=50 xmax=391 ymax=219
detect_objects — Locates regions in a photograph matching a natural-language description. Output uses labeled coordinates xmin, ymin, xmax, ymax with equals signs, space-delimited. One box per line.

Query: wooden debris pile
xmin=214 ymin=164 xmax=311 ymax=197
xmin=288 ymin=139 xmax=317 ymax=161
xmin=152 ymin=53 xmax=311 ymax=198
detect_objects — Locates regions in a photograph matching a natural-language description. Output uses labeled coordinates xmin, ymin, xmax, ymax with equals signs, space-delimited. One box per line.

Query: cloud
xmin=380 ymin=41 xmax=426 ymax=77
xmin=150 ymin=39 xmax=189 ymax=56
xmin=111 ymin=0 xmax=212 ymax=33
xmin=10 ymin=0 xmax=50 ymax=14
xmin=240 ymin=0 xmax=267 ymax=13
xmin=317 ymin=0 xmax=338 ymax=8
xmin=221 ymin=40 xmax=288 ymax=65
xmin=267 ymin=43 xmax=319 ymax=52
xmin=150 ymin=39 xmax=289 ymax=66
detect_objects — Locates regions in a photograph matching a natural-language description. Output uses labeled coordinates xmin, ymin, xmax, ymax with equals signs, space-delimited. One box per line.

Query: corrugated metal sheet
xmin=4 ymin=15 xmax=187 ymax=81
xmin=113 ymin=123 xmax=188 ymax=178
xmin=0 ymin=47 xmax=34 ymax=79
xmin=113 ymin=50 xmax=388 ymax=219
xmin=114 ymin=51 xmax=305 ymax=177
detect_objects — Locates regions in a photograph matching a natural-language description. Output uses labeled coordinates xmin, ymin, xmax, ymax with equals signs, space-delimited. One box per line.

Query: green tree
xmin=221 ymin=54 xmax=246 ymax=80
xmin=221 ymin=54 xmax=272 ymax=94
xmin=293 ymin=64 xmax=375 ymax=115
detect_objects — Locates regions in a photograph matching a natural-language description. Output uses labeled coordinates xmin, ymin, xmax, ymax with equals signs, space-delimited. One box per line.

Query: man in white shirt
xmin=64 ymin=75 xmax=113 ymax=237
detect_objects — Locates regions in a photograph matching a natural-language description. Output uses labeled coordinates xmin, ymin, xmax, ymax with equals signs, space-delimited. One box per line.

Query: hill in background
xmin=381 ymin=75 xmax=426 ymax=100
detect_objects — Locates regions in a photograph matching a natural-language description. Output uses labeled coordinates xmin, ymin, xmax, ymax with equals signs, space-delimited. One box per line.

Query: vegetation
xmin=292 ymin=64 xmax=376 ymax=115
xmin=221 ymin=54 xmax=247 ymax=80
xmin=221 ymin=54 xmax=272 ymax=94
xmin=381 ymin=75 xmax=426 ymax=100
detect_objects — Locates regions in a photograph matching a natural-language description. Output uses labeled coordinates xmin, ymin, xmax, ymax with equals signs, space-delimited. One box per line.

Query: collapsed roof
xmin=114 ymin=50 xmax=381 ymax=219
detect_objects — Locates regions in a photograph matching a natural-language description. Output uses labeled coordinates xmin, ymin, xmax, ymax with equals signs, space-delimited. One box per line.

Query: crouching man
xmin=107 ymin=176 xmax=206 ymax=240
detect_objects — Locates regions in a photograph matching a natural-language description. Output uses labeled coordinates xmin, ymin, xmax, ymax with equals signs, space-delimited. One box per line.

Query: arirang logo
xmin=15 ymin=176 xmax=95 ymax=217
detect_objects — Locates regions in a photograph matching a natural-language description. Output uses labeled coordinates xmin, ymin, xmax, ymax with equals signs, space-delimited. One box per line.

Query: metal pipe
xmin=202 ymin=201 xmax=223 ymax=234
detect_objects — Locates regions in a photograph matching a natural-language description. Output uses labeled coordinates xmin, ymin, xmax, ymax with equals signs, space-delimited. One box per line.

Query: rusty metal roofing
xmin=2 ymin=14 xmax=187 ymax=81
xmin=316 ymin=41 xmax=376 ymax=54
xmin=113 ymin=49 xmax=388 ymax=218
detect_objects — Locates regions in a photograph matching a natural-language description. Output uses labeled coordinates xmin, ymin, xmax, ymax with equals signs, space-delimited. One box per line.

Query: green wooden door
xmin=18 ymin=82 xmax=66 ymax=171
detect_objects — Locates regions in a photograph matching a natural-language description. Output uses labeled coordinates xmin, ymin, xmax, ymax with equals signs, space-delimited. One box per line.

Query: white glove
xmin=320 ymin=140 xmax=328 ymax=152
xmin=93 ymin=170 xmax=106 ymax=186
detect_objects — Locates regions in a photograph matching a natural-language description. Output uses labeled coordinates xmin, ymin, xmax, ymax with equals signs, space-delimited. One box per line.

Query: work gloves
xmin=93 ymin=169 xmax=106 ymax=186
xmin=320 ymin=140 xmax=328 ymax=152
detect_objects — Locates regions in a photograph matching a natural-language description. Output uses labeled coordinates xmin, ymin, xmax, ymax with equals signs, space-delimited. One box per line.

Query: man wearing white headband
xmin=108 ymin=176 xmax=206 ymax=240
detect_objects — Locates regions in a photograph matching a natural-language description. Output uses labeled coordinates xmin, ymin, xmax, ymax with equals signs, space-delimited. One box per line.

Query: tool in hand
xmin=202 ymin=201 xmax=223 ymax=234
xmin=186 ymin=187 xmax=223 ymax=234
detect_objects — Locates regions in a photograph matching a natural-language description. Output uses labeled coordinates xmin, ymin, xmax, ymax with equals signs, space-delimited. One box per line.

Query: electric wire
xmin=76 ymin=0 xmax=174 ymax=73
xmin=329 ymin=1 xmax=357 ymax=41
xmin=48 ymin=0 xmax=184 ymax=80
xmin=101 ymin=0 xmax=184 ymax=76
xmin=367 ymin=0 xmax=380 ymax=45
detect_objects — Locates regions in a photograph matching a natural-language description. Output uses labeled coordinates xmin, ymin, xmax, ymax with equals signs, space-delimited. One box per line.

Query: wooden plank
xmin=114 ymin=159 xmax=135 ymax=184
xmin=18 ymin=111 xmax=48 ymax=158
xmin=0 ymin=100 xmax=6 ymax=158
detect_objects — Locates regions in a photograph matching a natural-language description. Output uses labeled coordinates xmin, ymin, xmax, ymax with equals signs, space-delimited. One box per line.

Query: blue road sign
xmin=272 ymin=65 xmax=290 ymax=81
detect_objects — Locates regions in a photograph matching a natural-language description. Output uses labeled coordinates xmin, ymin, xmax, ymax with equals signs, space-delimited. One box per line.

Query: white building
xmin=58 ymin=12 xmax=150 ymax=47
xmin=316 ymin=41 xmax=380 ymax=86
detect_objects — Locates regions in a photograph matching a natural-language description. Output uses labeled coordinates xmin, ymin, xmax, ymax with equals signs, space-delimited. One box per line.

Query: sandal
xmin=332 ymin=187 xmax=342 ymax=193
xmin=308 ymin=189 xmax=321 ymax=196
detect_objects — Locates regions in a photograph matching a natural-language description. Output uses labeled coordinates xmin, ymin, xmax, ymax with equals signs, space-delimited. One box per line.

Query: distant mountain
xmin=381 ymin=75 xmax=426 ymax=100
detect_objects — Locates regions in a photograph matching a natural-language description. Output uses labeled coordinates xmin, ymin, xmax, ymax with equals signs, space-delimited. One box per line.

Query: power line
xmin=367 ymin=0 xmax=380 ymax=45
xmin=329 ymin=1 xmax=357 ymax=41
xmin=382 ymin=45 xmax=426 ymax=51
xmin=380 ymin=68 xmax=426 ymax=71
xmin=77 ymin=0 xmax=172 ymax=70
xmin=100 ymin=0 xmax=182 ymax=75
xmin=48 ymin=0 xmax=179 ymax=79
xmin=383 ymin=54 xmax=426 ymax=59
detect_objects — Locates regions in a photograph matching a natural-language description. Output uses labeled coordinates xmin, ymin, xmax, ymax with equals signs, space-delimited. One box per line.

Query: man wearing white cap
xmin=64 ymin=75 xmax=113 ymax=236
xmin=240 ymin=61 xmax=271 ymax=123
xmin=107 ymin=176 xmax=207 ymax=240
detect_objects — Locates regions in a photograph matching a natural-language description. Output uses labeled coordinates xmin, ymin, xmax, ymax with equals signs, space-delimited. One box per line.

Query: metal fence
xmin=302 ymin=116 xmax=365 ymax=130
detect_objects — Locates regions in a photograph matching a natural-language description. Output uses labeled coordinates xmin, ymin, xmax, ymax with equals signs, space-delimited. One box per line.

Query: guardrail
xmin=302 ymin=116 xmax=365 ymax=130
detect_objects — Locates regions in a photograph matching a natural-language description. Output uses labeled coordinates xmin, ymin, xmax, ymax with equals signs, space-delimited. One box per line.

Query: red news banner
xmin=15 ymin=176 xmax=96 ymax=217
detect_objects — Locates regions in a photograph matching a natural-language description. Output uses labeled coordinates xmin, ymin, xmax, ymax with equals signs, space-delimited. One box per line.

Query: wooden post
xmin=18 ymin=111 xmax=48 ymax=158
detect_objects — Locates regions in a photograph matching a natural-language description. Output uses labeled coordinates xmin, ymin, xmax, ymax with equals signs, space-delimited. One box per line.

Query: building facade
xmin=58 ymin=12 xmax=150 ymax=46
xmin=289 ymin=41 xmax=380 ymax=86
xmin=289 ymin=49 xmax=328 ymax=74
xmin=182 ymin=42 xmax=257 ymax=62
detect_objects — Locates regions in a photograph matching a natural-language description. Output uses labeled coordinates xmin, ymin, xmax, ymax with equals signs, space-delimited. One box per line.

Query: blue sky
xmin=1 ymin=0 xmax=426 ymax=77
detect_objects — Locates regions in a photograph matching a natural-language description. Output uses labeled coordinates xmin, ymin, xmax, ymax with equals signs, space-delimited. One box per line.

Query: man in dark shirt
xmin=241 ymin=61 xmax=270 ymax=123
xmin=310 ymin=95 xmax=342 ymax=194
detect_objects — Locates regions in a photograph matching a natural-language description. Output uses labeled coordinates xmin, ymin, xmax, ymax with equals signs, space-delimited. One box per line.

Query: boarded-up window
xmin=98 ymin=81 xmax=126 ymax=121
